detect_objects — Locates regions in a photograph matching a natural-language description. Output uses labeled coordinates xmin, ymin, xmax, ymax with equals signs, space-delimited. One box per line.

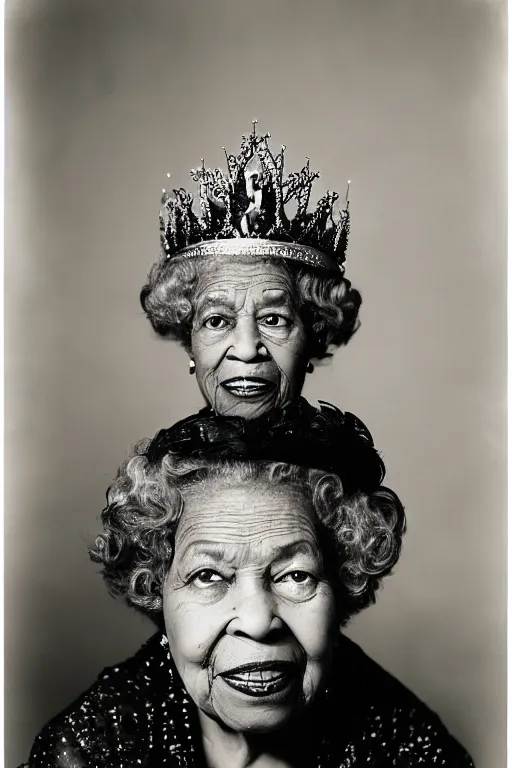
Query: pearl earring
xmin=189 ymin=360 xmax=196 ymax=374
xmin=306 ymin=361 xmax=314 ymax=374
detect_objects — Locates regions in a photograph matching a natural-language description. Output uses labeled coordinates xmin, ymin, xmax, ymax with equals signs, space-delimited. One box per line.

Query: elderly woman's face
xmin=190 ymin=259 xmax=309 ymax=419
xmin=163 ymin=479 xmax=338 ymax=734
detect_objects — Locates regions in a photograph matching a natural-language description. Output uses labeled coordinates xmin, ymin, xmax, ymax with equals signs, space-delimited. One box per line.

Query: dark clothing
xmin=22 ymin=633 xmax=474 ymax=767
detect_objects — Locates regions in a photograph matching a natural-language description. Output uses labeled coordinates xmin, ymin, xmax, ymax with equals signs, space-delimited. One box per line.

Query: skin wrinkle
xmin=142 ymin=251 xmax=363 ymax=396
xmin=87 ymin=462 xmax=409 ymax=766
xmin=190 ymin=261 xmax=309 ymax=419
xmin=177 ymin=540 xmax=319 ymax=566
xmin=175 ymin=519 xmax=313 ymax=545
xmin=162 ymin=479 xmax=337 ymax=743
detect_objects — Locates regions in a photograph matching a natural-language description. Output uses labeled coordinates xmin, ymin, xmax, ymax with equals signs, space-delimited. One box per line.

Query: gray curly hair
xmin=140 ymin=254 xmax=362 ymax=359
xmin=90 ymin=444 xmax=405 ymax=627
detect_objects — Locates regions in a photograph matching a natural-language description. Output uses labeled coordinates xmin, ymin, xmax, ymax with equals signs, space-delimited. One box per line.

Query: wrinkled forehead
xmin=175 ymin=478 xmax=317 ymax=550
xmin=194 ymin=257 xmax=296 ymax=308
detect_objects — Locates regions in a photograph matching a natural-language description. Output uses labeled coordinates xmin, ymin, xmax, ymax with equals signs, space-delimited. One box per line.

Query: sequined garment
xmin=22 ymin=633 xmax=474 ymax=768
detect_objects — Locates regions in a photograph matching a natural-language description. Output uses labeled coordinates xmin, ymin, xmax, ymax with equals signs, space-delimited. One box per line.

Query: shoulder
xmin=25 ymin=634 xmax=164 ymax=768
xmin=331 ymin=635 xmax=475 ymax=765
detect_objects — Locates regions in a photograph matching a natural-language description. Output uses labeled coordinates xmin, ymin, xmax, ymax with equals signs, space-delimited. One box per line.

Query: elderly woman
xmin=24 ymin=403 xmax=473 ymax=767
xmin=141 ymin=124 xmax=361 ymax=419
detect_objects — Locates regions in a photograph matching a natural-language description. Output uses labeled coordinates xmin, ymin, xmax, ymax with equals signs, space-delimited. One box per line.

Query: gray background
xmin=5 ymin=0 xmax=507 ymax=766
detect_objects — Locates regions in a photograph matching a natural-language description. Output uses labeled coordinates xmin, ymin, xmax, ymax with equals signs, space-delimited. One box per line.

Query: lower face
xmin=189 ymin=258 xmax=309 ymax=419
xmin=162 ymin=478 xmax=338 ymax=734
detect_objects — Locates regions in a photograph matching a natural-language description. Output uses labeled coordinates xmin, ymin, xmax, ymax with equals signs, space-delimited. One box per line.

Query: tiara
xmin=159 ymin=121 xmax=350 ymax=273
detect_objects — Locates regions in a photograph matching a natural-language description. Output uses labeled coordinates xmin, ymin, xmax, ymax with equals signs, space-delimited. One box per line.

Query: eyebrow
xmin=258 ymin=290 xmax=294 ymax=306
xmin=179 ymin=538 xmax=319 ymax=564
xmin=180 ymin=541 xmax=232 ymax=561
xmin=195 ymin=289 xmax=294 ymax=315
xmin=195 ymin=292 xmax=234 ymax=314
xmin=270 ymin=540 xmax=319 ymax=564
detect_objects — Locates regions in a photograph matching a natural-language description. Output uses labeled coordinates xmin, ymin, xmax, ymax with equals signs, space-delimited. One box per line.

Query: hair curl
xmin=140 ymin=254 xmax=362 ymax=359
xmin=90 ymin=444 xmax=405 ymax=628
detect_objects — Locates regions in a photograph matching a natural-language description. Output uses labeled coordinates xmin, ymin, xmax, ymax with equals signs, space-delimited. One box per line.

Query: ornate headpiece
xmin=159 ymin=121 xmax=350 ymax=273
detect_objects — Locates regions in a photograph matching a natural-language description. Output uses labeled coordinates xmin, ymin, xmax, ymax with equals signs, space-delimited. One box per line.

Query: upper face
xmin=190 ymin=259 xmax=309 ymax=419
xmin=163 ymin=478 xmax=338 ymax=734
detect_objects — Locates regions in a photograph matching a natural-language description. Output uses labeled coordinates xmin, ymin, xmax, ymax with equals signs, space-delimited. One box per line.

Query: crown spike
xmin=221 ymin=146 xmax=231 ymax=174
xmin=158 ymin=126 xmax=350 ymax=273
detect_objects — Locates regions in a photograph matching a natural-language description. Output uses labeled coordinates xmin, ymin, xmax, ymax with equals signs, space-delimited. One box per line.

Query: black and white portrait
xmin=5 ymin=1 xmax=506 ymax=766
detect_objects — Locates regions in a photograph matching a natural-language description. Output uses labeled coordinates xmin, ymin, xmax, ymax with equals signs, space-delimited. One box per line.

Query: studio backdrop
xmin=5 ymin=0 xmax=506 ymax=766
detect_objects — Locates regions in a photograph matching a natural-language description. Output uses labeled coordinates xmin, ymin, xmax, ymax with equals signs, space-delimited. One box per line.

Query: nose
xmin=227 ymin=317 xmax=269 ymax=363
xmin=226 ymin=581 xmax=283 ymax=641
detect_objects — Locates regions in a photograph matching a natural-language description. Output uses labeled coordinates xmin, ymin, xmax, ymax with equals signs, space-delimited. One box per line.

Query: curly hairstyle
xmin=90 ymin=445 xmax=405 ymax=629
xmin=140 ymin=253 xmax=362 ymax=360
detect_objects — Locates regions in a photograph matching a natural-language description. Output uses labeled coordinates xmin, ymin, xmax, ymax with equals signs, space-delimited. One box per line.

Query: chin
xmin=215 ymin=705 xmax=298 ymax=734
xmin=208 ymin=681 xmax=306 ymax=734
xmin=212 ymin=396 xmax=281 ymax=420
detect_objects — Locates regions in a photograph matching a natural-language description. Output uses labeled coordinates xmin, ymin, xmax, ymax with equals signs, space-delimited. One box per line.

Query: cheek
xmin=281 ymin=589 xmax=337 ymax=660
xmin=164 ymin=596 xmax=218 ymax=666
xmin=266 ymin=333 xmax=309 ymax=372
xmin=190 ymin=332 xmax=220 ymax=369
xmin=190 ymin=337 xmax=226 ymax=397
xmin=164 ymin=594 xmax=236 ymax=710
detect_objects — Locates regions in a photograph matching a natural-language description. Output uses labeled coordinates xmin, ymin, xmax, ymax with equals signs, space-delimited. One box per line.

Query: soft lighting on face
xmin=190 ymin=258 xmax=309 ymax=419
xmin=162 ymin=478 xmax=338 ymax=734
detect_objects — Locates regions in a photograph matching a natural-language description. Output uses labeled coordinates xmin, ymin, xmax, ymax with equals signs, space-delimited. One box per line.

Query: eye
xmin=275 ymin=570 xmax=318 ymax=599
xmin=260 ymin=314 xmax=291 ymax=328
xmin=191 ymin=569 xmax=225 ymax=586
xmin=204 ymin=315 xmax=230 ymax=330
xmin=281 ymin=571 xmax=312 ymax=584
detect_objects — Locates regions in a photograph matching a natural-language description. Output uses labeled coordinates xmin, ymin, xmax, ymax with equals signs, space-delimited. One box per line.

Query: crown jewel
xmin=160 ymin=121 xmax=350 ymax=273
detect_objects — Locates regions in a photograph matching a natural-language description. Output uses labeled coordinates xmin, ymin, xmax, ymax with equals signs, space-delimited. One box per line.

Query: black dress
xmin=22 ymin=632 xmax=474 ymax=767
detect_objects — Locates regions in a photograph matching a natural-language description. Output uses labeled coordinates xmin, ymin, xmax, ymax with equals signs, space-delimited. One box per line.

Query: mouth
xmin=220 ymin=377 xmax=276 ymax=399
xmin=219 ymin=661 xmax=296 ymax=698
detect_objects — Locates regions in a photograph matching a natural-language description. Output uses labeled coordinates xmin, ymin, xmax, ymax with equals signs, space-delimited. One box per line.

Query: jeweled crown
xmin=159 ymin=121 xmax=350 ymax=273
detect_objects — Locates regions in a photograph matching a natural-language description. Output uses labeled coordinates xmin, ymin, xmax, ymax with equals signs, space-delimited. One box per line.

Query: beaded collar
xmin=25 ymin=631 xmax=474 ymax=767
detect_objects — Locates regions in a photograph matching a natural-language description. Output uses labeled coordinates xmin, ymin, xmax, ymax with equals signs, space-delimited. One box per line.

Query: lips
xmin=219 ymin=661 xmax=296 ymax=698
xmin=220 ymin=377 xmax=276 ymax=399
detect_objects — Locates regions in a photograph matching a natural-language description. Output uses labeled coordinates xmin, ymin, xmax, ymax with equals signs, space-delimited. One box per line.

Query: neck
xmin=198 ymin=711 xmax=315 ymax=768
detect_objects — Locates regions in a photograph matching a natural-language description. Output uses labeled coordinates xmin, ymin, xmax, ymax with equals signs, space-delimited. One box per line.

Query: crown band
xmin=176 ymin=239 xmax=340 ymax=273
